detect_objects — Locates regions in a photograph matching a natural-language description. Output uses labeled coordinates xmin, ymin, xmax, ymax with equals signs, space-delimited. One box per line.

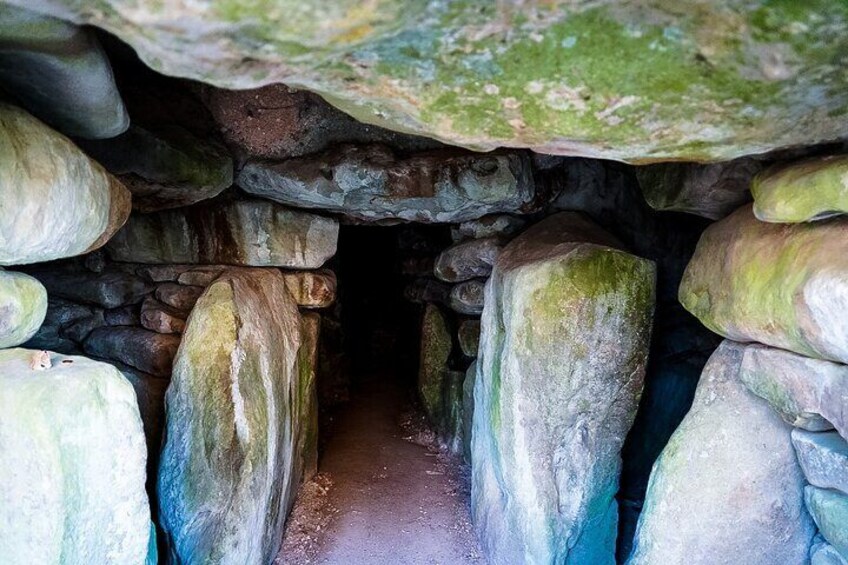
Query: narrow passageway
xmin=307 ymin=376 xmax=482 ymax=565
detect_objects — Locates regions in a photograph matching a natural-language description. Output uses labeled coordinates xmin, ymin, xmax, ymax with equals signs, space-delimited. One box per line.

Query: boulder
xmin=30 ymin=269 xmax=153 ymax=309
xmin=21 ymin=298 xmax=92 ymax=353
xmin=83 ymin=327 xmax=180 ymax=377
xmin=792 ymin=430 xmax=848 ymax=495
xmin=0 ymin=269 xmax=47 ymax=348
xmin=449 ymin=280 xmax=485 ymax=315
xmin=140 ymin=297 xmax=186 ymax=335
xmin=0 ymin=103 xmax=131 ymax=266
xmin=0 ymin=348 xmax=153 ymax=563
xmin=178 ymin=266 xmax=228 ymax=287
xmin=434 ymin=237 xmax=501 ymax=282
xmin=635 ymin=158 xmax=760 ymax=220
xmin=0 ymin=5 xmax=127 ymax=139
xmin=12 ymin=1 xmax=848 ymax=162
xmin=61 ymin=310 xmax=105 ymax=343
xmin=812 ymin=540 xmax=848 ymax=565
xmin=739 ymin=344 xmax=848 ymax=438
xmin=680 ymin=204 xmax=848 ymax=364
xmin=238 ymin=145 xmax=534 ymax=223
xmin=458 ymin=319 xmax=480 ymax=358
xmin=806 ymin=487 xmax=848 ymax=559
xmin=752 ymin=155 xmax=848 ymax=223
xmin=472 ymin=212 xmax=655 ymax=564
xmin=417 ymin=304 xmax=452 ymax=425
xmin=106 ymin=199 xmax=338 ymax=268
xmin=104 ymin=305 xmax=140 ymax=327
xmin=157 ymin=269 xmax=308 ymax=564
xmin=451 ymin=214 xmax=527 ymax=242
xmin=628 ymin=341 xmax=815 ymax=565
xmin=281 ymin=270 xmax=337 ymax=309
xmin=79 ymin=125 xmax=234 ymax=212
xmin=155 ymin=283 xmax=203 ymax=312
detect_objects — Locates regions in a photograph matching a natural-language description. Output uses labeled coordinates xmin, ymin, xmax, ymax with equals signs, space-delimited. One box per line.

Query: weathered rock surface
xmin=158 ymin=269 xmax=308 ymax=564
xmin=282 ymin=270 xmax=337 ymax=309
xmin=403 ymin=278 xmax=450 ymax=305
xmin=155 ymin=283 xmax=203 ymax=312
xmin=434 ymin=237 xmax=501 ymax=282
xmin=0 ymin=269 xmax=47 ymax=348
xmin=140 ymin=297 xmax=186 ymax=335
xmin=472 ymin=212 xmax=655 ymax=564
xmin=636 ymin=158 xmax=761 ymax=220
xmin=417 ymin=304 xmax=452 ymax=426
xmin=0 ymin=5 xmax=127 ymax=139
xmin=440 ymin=369 xmax=465 ymax=455
xmin=84 ymin=327 xmax=180 ymax=377
xmin=739 ymin=345 xmax=848 ymax=438
xmin=793 ymin=430 xmax=848 ymax=495
xmin=451 ymin=214 xmax=526 ymax=242
xmin=812 ymin=539 xmax=848 ymax=565
xmin=107 ymin=199 xmax=338 ymax=268
xmin=239 ymin=145 xmax=534 ymax=223
xmin=79 ymin=125 xmax=234 ymax=212
xmin=449 ymin=280 xmax=485 ymax=315
xmin=297 ymin=313 xmax=321 ymax=482
xmin=752 ymin=155 xmax=848 ymax=223
xmin=458 ymin=319 xmax=480 ymax=358
xmin=628 ymin=341 xmax=815 ymax=565
xmin=806 ymin=487 xmax=848 ymax=559
xmin=12 ymin=1 xmax=848 ymax=162
xmin=462 ymin=361 xmax=476 ymax=465
xmin=680 ymin=204 xmax=848 ymax=364
xmin=0 ymin=348 xmax=153 ymax=563
xmin=0 ymin=103 xmax=131 ymax=266
xmin=29 ymin=269 xmax=153 ymax=309
xmin=21 ymin=298 xmax=92 ymax=353
xmin=104 ymin=305 xmax=140 ymax=326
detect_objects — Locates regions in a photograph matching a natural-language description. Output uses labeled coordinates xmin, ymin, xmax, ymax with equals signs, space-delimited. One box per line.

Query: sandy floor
xmin=277 ymin=377 xmax=484 ymax=565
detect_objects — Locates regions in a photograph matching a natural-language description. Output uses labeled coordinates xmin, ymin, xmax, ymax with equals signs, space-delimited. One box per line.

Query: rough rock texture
xmin=628 ymin=341 xmax=815 ymax=565
xmin=680 ymin=204 xmax=848 ymax=364
xmin=434 ymin=237 xmax=501 ymax=282
xmin=0 ymin=5 xmax=127 ymax=139
xmin=157 ymin=269 xmax=309 ymax=564
xmin=140 ymin=296 xmax=186 ymax=335
xmin=635 ymin=158 xmax=761 ymax=220
xmin=440 ymin=369 xmax=465 ymax=455
xmin=806 ymin=487 xmax=848 ymax=559
xmin=282 ymin=270 xmax=337 ymax=309
xmin=29 ymin=269 xmax=153 ymax=309
xmin=84 ymin=326 xmax=180 ymax=377
xmin=449 ymin=280 xmax=485 ymax=315
xmin=0 ymin=348 xmax=153 ymax=563
xmin=472 ymin=212 xmax=655 ymax=564
xmin=0 ymin=103 xmax=131 ymax=266
xmin=458 ymin=319 xmax=480 ymax=358
xmin=297 ymin=313 xmax=321 ymax=482
xmin=239 ymin=145 xmax=534 ymax=223
xmin=0 ymin=269 xmax=47 ymax=348
xmin=417 ymin=304 xmax=452 ymax=426
xmin=462 ymin=361 xmax=476 ymax=465
xmin=107 ymin=199 xmax=338 ymax=268
xmin=752 ymin=155 xmax=848 ymax=223
xmin=404 ymin=278 xmax=450 ymax=305
xmin=155 ymin=283 xmax=203 ymax=312
xmin=739 ymin=345 xmax=848 ymax=438
xmin=451 ymin=215 xmax=526 ymax=242
xmin=793 ymin=430 xmax=848 ymax=495
xmin=79 ymin=125 xmax=234 ymax=212
xmin=12 ymin=1 xmax=848 ymax=162
xmin=198 ymin=84 xmax=442 ymax=160
xmin=813 ymin=539 xmax=848 ymax=565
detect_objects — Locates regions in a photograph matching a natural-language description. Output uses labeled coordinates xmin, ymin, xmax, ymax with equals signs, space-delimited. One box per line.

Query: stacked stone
xmin=629 ymin=155 xmax=848 ymax=564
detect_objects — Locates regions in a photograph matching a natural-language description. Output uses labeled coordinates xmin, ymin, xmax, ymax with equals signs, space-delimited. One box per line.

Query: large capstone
xmin=157 ymin=269 xmax=312 ymax=564
xmin=238 ymin=145 xmax=534 ymax=223
xmin=0 ymin=269 xmax=47 ymax=348
xmin=0 ymin=5 xmax=127 ymax=139
xmin=680 ymin=204 xmax=848 ymax=364
xmin=10 ymin=1 xmax=848 ymax=162
xmin=0 ymin=103 xmax=131 ymax=266
xmin=752 ymin=154 xmax=848 ymax=223
xmin=472 ymin=212 xmax=655 ymax=564
xmin=106 ymin=199 xmax=338 ymax=268
xmin=0 ymin=348 xmax=154 ymax=563
xmin=628 ymin=341 xmax=815 ymax=565
xmin=79 ymin=125 xmax=234 ymax=212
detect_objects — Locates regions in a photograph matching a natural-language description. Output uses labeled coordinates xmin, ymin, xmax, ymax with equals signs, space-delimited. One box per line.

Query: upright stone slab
xmin=107 ymin=199 xmax=338 ymax=268
xmin=680 ymin=204 xmax=848 ymax=364
xmin=0 ymin=103 xmax=131 ymax=266
xmin=297 ymin=312 xmax=321 ymax=482
xmin=472 ymin=212 xmax=655 ymax=564
xmin=752 ymin=155 xmax=848 ymax=223
xmin=157 ymin=269 xmax=308 ymax=564
xmin=417 ymin=304 xmax=452 ymax=426
xmin=628 ymin=342 xmax=815 ymax=565
xmin=0 ymin=269 xmax=47 ymax=348
xmin=0 ymin=348 xmax=153 ymax=564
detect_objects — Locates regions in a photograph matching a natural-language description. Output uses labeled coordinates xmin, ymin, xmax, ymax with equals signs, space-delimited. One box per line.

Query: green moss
xmin=752 ymin=155 xmax=848 ymax=222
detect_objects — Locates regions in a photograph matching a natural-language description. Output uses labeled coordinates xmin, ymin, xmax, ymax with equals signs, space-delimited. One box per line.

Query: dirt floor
xmin=277 ymin=377 xmax=484 ymax=565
